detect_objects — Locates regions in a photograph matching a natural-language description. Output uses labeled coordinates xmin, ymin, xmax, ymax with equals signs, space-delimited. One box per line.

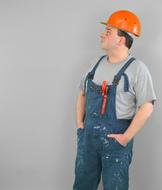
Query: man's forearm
xmin=123 ymin=102 xmax=154 ymax=142
xmin=76 ymin=90 xmax=86 ymax=128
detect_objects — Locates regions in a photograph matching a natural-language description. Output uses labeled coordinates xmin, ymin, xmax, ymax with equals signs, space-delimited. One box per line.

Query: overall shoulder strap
xmin=83 ymin=55 xmax=106 ymax=94
xmin=112 ymin=57 xmax=136 ymax=86
xmin=87 ymin=55 xmax=107 ymax=79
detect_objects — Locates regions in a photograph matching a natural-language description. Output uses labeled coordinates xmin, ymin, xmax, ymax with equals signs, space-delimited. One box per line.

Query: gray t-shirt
xmin=79 ymin=54 xmax=157 ymax=119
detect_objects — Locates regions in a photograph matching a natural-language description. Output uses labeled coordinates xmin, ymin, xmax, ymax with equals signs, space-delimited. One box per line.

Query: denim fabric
xmin=73 ymin=55 xmax=135 ymax=190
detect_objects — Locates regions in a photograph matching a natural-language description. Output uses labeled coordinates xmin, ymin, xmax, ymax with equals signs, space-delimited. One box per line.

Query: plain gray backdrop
xmin=0 ymin=0 xmax=161 ymax=190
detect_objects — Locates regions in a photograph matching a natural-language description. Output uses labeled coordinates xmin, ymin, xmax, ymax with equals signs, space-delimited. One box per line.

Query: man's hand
xmin=107 ymin=134 xmax=129 ymax=147
xmin=77 ymin=121 xmax=84 ymax=129
xmin=107 ymin=102 xmax=154 ymax=147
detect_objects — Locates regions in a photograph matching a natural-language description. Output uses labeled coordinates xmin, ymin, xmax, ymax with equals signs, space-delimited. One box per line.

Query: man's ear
xmin=118 ymin=36 xmax=126 ymax=46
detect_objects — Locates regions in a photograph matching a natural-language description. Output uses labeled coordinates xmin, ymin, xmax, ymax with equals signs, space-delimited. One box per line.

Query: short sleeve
xmin=134 ymin=62 xmax=157 ymax=108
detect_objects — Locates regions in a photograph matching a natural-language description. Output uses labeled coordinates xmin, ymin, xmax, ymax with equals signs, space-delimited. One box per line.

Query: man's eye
xmin=106 ymin=31 xmax=110 ymax=34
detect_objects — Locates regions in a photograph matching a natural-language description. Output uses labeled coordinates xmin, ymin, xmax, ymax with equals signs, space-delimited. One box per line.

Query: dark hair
xmin=117 ymin=29 xmax=133 ymax=49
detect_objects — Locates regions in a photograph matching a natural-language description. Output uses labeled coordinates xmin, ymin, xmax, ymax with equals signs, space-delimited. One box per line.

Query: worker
xmin=73 ymin=10 xmax=157 ymax=190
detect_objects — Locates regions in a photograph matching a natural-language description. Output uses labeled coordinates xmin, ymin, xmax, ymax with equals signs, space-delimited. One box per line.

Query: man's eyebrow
xmin=106 ymin=28 xmax=112 ymax=31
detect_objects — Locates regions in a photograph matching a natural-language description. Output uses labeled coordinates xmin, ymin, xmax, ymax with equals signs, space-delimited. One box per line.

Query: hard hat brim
xmin=100 ymin=22 xmax=107 ymax=25
xmin=100 ymin=21 xmax=139 ymax=37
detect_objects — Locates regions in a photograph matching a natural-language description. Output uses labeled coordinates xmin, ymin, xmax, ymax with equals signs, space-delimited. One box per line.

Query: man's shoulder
xmin=80 ymin=55 xmax=104 ymax=79
xmin=128 ymin=57 xmax=149 ymax=73
xmin=86 ymin=55 xmax=105 ymax=71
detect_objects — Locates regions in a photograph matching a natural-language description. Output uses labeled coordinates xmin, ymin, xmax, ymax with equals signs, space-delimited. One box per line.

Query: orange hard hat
xmin=100 ymin=10 xmax=141 ymax=37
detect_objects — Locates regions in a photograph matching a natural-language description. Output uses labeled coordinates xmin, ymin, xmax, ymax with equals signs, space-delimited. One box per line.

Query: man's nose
xmin=100 ymin=32 xmax=104 ymax=39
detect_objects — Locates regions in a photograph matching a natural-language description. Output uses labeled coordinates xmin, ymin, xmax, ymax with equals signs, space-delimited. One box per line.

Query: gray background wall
xmin=0 ymin=0 xmax=161 ymax=190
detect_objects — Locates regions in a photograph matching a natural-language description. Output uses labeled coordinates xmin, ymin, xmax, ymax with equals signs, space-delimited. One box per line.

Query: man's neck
xmin=106 ymin=50 xmax=129 ymax=64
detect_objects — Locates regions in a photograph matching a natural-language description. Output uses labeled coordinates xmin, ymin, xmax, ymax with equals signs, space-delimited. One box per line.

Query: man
xmin=73 ymin=10 xmax=157 ymax=190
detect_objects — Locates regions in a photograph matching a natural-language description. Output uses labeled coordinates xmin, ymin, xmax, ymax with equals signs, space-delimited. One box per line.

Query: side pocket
xmin=77 ymin=128 xmax=84 ymax=137
xmin=114 ymin=139 xmax=126 ymax=148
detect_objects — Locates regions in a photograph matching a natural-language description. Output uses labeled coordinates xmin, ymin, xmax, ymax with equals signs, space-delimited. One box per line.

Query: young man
xmin=73 ymin=10 xmax=157 ymax=190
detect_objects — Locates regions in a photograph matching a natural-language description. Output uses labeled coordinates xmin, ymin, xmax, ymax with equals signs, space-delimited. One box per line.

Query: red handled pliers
xmin=101 ymin=80 xmax=108 ymax=115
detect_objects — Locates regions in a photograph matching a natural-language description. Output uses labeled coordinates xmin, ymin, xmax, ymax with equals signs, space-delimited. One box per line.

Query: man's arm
xmin=108 ymin=101 xmax=154 ymax=146
xmin=76 ymin=90 xmax=86 ymax=129
xmin=123 ymin=101 xmax=154 ymax=142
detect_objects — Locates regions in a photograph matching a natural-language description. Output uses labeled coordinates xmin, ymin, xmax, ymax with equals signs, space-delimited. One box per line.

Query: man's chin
xmin=100 ymin=45 xmax=107 ymax=51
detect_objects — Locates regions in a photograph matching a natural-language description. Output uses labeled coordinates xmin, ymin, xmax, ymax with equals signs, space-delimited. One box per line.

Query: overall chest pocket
xmin=86 ymin=91 xmax=103 ymax=118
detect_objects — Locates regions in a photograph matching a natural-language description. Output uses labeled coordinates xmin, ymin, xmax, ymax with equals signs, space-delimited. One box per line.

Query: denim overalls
xmin=73 ymin=55 xmax=136 ymax=190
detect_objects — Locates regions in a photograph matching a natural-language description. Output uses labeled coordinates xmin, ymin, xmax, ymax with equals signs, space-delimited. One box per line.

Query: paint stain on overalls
xmin=73 ymin=55 xmax=136 ymax=190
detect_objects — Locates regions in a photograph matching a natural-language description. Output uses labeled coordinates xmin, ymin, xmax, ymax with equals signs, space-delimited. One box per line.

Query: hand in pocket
xmin=107 ymin=133 xmax=128 ymax=147
xmin=77 ymin=121 xmax=84 ymax=129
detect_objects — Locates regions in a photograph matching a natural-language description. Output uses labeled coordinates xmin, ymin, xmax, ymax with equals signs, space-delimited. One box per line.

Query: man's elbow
xmin=140 ymin=101 xmax=154 ymax=115
xmin=148 ymin=101 xmax=154 ymax=114
xmin=80 ymin=89 xmax=85 ymax=97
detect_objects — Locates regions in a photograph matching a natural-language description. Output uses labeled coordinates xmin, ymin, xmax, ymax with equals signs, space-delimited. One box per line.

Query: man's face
xmin=100 ymin=26 xmax=121 ymax=51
